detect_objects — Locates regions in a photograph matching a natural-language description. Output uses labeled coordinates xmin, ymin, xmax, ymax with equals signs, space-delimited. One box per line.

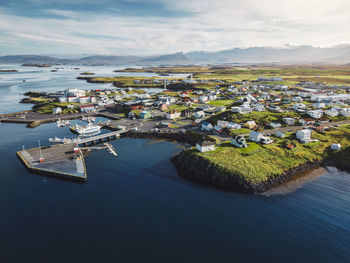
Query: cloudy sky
xmin=0 ymin=0 xmax=350 ymax=56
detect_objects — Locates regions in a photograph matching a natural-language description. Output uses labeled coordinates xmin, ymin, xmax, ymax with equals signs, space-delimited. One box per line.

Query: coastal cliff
xmin=172 ymin=145 xmax=350 ymax=194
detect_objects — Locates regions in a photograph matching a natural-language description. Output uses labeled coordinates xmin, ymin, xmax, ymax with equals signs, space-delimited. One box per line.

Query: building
xmin=270 ymin=122 xmax=281 ymax=129
xmin=313 ymin=102 xmax=326 ymax=109
xmin=330 ymin=143 xmax=341 ymax=151
xmin=196 ymin=141 xmax=215 ymax=152
xmin=139 ymin=111 xmax=152 ymax=119
xmin=64 ymin=88 xmax=86 ymax=97
xmin=249 ymin=131 xmax=264 ymax=142
xmin=276 ymin=131 xmax=285 ymax=138
xmin=254 ymin=104 xmax=265 ymax=112
xmin=213 ymin=126 xmax=223 ymax=134
xmin=166 ymin=110 xmax=181 ymax=120
xmin=53 ymin=107 xmax=62 ymax=114
xmin=245 ymin=120 xmax=256 ymax=129
xmin=201 ymin=121 xmax=213 ymax=131
xmin=194 ymin=111 xmax=205 ymax=119
xmin=293 ymin=103 xmax=306 ymax=110
xmin=231 ymin=135 xmax=247 ymax=148
xmin=58 ymin=97 xmax=68 ymax=103
xmin=296 ymin=129 xmax=312 ymax=143
xmin=307 ymin=110 xmax=323 ymax=119
xmin=216 ymin=106 xmax=226 ymax=112
xmin=231 ymin=105 xmax=252 ymax=114
xmin=217 ymin=120 xmax=229 ymax=128
xmin=325 ymin=108 xmax=339 ymax=117
xmin=340 ymin=108 xmax=350 ymax=117
xmin=79 ymin=105 xmax=95 ymax=113
xmin=283 ymin=117 xmax=295 ymax=126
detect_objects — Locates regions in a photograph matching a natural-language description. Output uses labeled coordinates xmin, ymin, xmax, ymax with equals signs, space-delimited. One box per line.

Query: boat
xmin=49 ymin=136 xmax=82 ymax=144
xmin=81 ymin=116 xmax=96 ymax=122
xmin=56 ymin=119 xmax=70 ymax=127
xmin=71 ymin=121 xmax=101 ymax=136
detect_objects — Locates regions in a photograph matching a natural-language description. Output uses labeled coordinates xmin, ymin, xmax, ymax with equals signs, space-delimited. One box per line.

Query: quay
xmin=17 ymin=143 xmax=87 ymax=182
xmin=17 ymin=130 xmax=126 ymax=182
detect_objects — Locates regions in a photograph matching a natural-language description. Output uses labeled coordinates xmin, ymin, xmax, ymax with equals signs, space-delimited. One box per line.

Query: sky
xmin=0 ymin=0 xmax=350 ymax=56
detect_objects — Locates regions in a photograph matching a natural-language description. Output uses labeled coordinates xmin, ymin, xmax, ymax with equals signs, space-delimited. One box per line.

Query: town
xmin=3 ymin=65 xmax=350 ymax=191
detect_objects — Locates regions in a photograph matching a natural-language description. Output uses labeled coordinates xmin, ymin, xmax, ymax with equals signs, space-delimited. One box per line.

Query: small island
xmin=22 ymin=63 xmax=51 ymax=67
xmin=0 ymin=69 xmax=18 ymax=72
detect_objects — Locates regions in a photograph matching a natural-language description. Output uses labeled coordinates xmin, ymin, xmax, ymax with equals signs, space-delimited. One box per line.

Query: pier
xmin=17 ymin=130 xmax=127 ymax=182
xmin=17 ymin=143 xmax=87 ymax=182
xmin=77 ymin=130 xmax=127 ymax=146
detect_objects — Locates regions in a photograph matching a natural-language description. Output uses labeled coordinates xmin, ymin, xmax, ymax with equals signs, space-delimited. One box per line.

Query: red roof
xmin=80 ymin=105 xmax=94 ymax=108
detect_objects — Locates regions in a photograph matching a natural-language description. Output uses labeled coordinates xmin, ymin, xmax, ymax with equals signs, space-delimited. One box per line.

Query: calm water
xmin=0 ymin=65 xmax=350 ymax=262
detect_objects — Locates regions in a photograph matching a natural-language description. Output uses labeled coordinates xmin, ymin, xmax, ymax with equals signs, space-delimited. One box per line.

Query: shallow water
xmin=0 ymin=65 xmax=350 ymax=262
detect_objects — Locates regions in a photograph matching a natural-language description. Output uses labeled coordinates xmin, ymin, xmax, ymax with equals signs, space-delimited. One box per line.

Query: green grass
xmin=229 ymin=128 xmax=251 ymax=136
xmin=190 ymin=126 xmax=350 ymax=184
xmin=208 ymin=100 xmax=234 ymax=107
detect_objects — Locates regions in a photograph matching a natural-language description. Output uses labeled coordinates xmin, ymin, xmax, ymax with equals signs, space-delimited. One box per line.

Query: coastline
xmin=171 ymin=148 xmax=350 ymax=194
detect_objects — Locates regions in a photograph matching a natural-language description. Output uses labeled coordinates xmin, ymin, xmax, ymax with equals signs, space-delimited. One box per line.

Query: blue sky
xmin=1 ymin=0 xmax=350 ymax=56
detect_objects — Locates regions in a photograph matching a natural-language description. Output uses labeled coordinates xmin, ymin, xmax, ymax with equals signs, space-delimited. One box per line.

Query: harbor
xmin=17 ymin=130 xmax=126 ymax=182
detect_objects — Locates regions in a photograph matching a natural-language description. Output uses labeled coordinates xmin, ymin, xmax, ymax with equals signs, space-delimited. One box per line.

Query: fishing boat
xmin=71 ymin=121 xmax=101 ymax=136
xmin=56 ymin=119 xmax=70 ymax=127
xmin=49 ymin=136 xmax=82 ymax=144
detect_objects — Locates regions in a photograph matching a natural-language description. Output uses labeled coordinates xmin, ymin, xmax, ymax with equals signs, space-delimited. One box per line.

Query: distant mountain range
xmin=2 ymin=45 xmax=350 ymax=65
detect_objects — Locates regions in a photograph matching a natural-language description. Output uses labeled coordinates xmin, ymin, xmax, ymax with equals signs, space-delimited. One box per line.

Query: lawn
xmin=191 ymin=125 xmax=350 ymax=184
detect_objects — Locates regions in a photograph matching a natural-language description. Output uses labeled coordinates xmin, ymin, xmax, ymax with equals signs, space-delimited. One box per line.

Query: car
xmin=130 ymin=127 xmax=139 ymax=131
xmin=151 ymin=128 xmax=159 ymax=132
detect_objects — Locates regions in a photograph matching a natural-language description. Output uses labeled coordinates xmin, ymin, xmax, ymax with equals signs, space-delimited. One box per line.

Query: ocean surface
xmin=0 ymin=65 xmax=350 ymax=262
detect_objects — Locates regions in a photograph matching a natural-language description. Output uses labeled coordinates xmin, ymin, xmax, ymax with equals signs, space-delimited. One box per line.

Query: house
xmin=159 ymin=104 xmax=168 ymax=112
xmin=307 ymin=110 xmax=323 ymax=119
xmin=231 ymin=105 xmax=252 ymax=114
xmin=313 ymin=102 xmax=326 ymax=109
xmin=330 ymin=143 xmax=341 ymax=151
xmin=254 ymin=104 xmax=265 ymax=112
xmin=181 ymin=109 xmax=192 ymax=118
xmin=245 ymin=120 xmax=256 ymax=129
xmin=213 ymin=126 xmax=223 ymax=134
xmin=231 ymin=135 xmax=247 ymax=148
xmin=292 ymin=96 xmax=303 ymax=102
xmin=64 ymin=88 xmax=86 ymax=97
xmin=79 ymin=105 xmax=95 ymax=113
xmin=260 ymin=136 xmax=273 ymax=144
xmin=340 ymin=108 xmax=350 ymax=117
xmin=249 ymin=131 xmax=264 ymax=142
xmin=194 ymin=111 xmax=205 ymax=119
xmin=201 ymin=121 xmax=213 ymax=131
xmin=293 ymin=103 xmax=306 ymax=110
xmin=227 ymin=122 xmax=241 ymax=129
xmin=53 ymin=107 xmax=62 ymax=114
xmin=139 ymin=111 xmax=152 ymax=119
xmin=128 ymin=112 xmax=136 ymax=119
xmin=196 ymin=141 xmax=215 ymax=152
xmin=267 ymin=105 xmax=282 ymax=113
xmin=166 ymin=110 xmax=181 ymax=120
xmin=217 ymin=120 xmax=229 ymax=128
xmin=58 ymin=97 xmax=68 ymax=103
xmin=325 ymin=108 xmax=339 ymax=117
xmin=67 ymin=96 xmax=79 ymax=103
xmin=216 ymin=106 xmax=226 ymax=112
xmin=269 ymin=122 xmax=281 ymax=129
xmin=283 ymin=117 xmax=295 ymax=126
xmin=199 ymin=96 xmax=209 ymax=103
xmin=276 ymin=131 xmax=285 ymax=138
xmin=296 ymin=129 xmax=312 ymax=143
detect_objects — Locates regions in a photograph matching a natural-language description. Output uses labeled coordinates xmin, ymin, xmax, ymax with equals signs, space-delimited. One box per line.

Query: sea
xmin=0 ymin=65 xmax=349 ymax=263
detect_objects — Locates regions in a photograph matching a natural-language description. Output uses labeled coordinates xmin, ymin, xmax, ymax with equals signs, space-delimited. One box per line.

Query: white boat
xmin=49 ymin=136 xmax=82 ymax=144
xmin=56 ymin=119 xmax=70 ymax=127
xmin=71 ymin=121 xmax=101 ymax=136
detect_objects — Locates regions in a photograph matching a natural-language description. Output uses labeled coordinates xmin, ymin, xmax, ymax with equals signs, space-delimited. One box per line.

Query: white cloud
xmin=1 ymin=0 xmax=350 ymax=55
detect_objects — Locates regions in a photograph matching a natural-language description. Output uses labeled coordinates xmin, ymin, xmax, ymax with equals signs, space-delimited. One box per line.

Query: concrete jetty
xmin=17 ymin=143 xmax=87 ymax=182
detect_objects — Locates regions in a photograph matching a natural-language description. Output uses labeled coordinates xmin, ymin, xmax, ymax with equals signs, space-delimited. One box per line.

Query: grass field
xmin=191 ymin=125 xmax=350 ymax=184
